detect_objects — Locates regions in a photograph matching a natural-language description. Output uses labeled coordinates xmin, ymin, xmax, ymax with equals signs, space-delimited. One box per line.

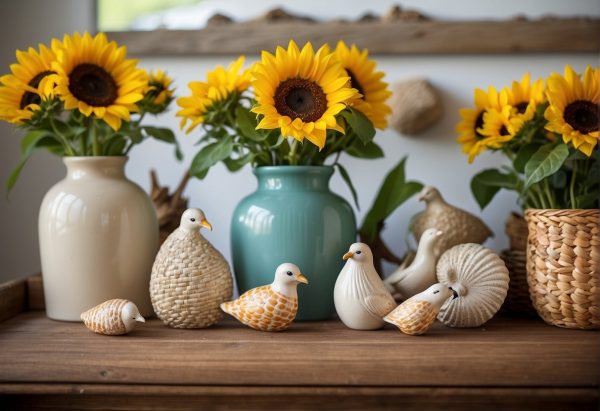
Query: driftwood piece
xmin=390 ymin=78 xmax=443 ymax=135
xmin=150 ymin=169 xmax=190 ymax=245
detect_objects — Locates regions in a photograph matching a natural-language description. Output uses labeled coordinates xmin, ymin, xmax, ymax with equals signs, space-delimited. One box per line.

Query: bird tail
xmin=220 ymin=301 xmax=234 ymax=316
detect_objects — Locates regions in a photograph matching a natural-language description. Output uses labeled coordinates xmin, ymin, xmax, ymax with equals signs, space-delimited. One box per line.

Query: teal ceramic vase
xmin=231 ymin=166 xmax=356 ymax=320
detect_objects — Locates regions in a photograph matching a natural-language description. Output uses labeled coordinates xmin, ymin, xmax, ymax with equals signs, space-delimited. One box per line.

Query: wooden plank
xmin=0 ymin=312 xmax=598 ymax=388
xmin=1 ymin=385 xmax=597 ymax=411
xmin=106 ymin=19 xmax=600 ymax=56
xmin=0 ymin=279 xmax=26 ymax=323
xmin=26 ymin=274 xmax=45 ymax=310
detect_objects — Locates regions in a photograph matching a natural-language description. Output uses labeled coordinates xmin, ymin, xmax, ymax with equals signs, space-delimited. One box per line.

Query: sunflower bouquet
xmin=457 ymin=65 xmax=599 ymax=210
xmin=177 ymin=40 xmax=391 ymax=201
xmin=0 ymin=32 xmax=179 ymax=191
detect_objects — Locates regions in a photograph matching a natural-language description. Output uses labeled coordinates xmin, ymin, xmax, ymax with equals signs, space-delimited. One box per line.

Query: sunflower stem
xmin=569 ymin=160 xmax=577 ymax=208
xmin=49 ymin=117 xmax=75 ymax=156
xmin=90 ymin=119 xmax=100 ymax=156
xmin=288 ymin=139 xmax=299 ymax=165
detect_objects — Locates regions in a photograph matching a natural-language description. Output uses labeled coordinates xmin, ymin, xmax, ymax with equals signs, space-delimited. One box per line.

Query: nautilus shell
xmin=436 ymin=243 xmax=509 ymax=327
xmin=81 ymin=299 xmax=145 ymax=335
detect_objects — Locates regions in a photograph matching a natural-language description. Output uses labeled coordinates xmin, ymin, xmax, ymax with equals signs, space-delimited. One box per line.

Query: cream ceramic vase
xmin=39 ymin=157 xmax=158 ymax=321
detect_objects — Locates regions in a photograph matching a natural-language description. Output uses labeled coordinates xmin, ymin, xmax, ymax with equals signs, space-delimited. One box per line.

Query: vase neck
xmin=254 ymin=166 xmax=333 ymax=192
xmin=64 ymin=157 xmax=127 ymax=180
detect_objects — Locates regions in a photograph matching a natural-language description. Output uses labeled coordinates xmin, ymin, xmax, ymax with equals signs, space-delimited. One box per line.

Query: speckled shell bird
xmin=81 ymin=299 xmax=145 ymax=335
xmin=384 ymin=283 xmax=456 ymax=335
xmin=150 ymin=208 xmax=233 ymax=328
xmin=411 ymin=186 xmax=493 ymax=258
xmin=334 ymin=243 xmax=397 ymax=330
xmin=220 ymin=263 xmax=308 ymax=332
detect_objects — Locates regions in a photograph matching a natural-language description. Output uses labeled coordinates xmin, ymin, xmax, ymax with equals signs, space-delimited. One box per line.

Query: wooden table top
xmin=1 ymin=311 xmax=598 ymax=389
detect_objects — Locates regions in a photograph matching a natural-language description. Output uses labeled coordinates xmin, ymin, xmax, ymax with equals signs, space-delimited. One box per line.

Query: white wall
xmin=1 ymin=0 xmax=599 ymax=282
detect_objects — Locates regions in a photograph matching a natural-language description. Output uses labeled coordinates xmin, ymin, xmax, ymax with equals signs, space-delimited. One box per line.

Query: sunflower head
xmin=456 ymin=86 xmax=508 ymax=162
xmin=505 ymin=73 xmax=545 ymax=126
xmin=332 ymin=41 xmax=392 ymax=129
xmin=251 ymin=40 xmax=358 ymax=149
xmin=140 ymin=69 xmax=174 ymax=114
xmin=545 ymin=65 xmax=599 ymax=156
xmin=51 ymin=32 xmax=147 ymax=131
xmin=478 ymin=105 xmax=521 ymax=149
xmin=0 ymin=42 xmax=59 ymax=125
xmin=177 ymin=56 xmax=251 ymax=133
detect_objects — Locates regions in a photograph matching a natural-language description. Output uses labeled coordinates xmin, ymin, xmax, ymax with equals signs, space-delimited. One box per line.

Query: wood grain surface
xmin=106 ymin=19 xmax=600 ymax=56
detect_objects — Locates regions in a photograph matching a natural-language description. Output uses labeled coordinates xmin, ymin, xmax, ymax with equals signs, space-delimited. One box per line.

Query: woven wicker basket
xmin=525 ymin=209 xmax=600 ymax=330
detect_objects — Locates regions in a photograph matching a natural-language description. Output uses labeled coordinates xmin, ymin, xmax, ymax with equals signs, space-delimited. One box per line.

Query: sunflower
xmin=504 ymin=73 xmax=545 ymax=128
xmin=51 ymin=32 xmax=147 ymax=131
xmin=251 ymin=40 xmax=358 ymax=149
xmin=545 ymin=65 xmax=599 ymax=156
xmin=456 ymin=86 xmax=507 ymax=162
xmin=478 ymin=105 xmax=522 ymax=148
xmin=145 ymin=70 xmax=174 ymax=106
xmin=177 ymin=56 xmax=251 ymax=133
xmin=0 ymin=42 xmax=59 ymax=124
xmin=332 ymin=41 xmax=392 ymax=129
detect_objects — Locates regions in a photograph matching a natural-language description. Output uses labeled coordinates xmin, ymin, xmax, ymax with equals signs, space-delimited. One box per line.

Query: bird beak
xmin=135 ymin=314 xmax=146 ymax=323
xmin=449 ymin=287 xmax=459 ymax=300
xmin=296 ymin=273 xmax=309 ymax=284
xmin=417 ymin=194 xmax=425 ymax=202
xmin=200 ymin=219 xmax=213 ymax=231
xmin=342 ymin=251 xmax=354 ymax=260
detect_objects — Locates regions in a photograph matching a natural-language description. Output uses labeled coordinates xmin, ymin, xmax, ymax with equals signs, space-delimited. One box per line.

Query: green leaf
xmin=470 ymin=169 xmax=518 ymax=210
xmin=5 ymin=157 xmax=29 ymax=194
xmin=335 ymin=163 xmax=360 ymax=210
xmin=340 ymin=107 xmax=375 ymax=145
xmin=236 ymin=107 xmax=266 ymax=142
xmin=190 ymin=137 xmax=234 ymax=179
xmin=143 ymin=126 xmax=183 ymax=161
xmin=224 ymin=153 xmax=254 ymax=172
xmin=513 ymin=143 xmax=541 ymax=174
xmin=103 ymin=135 xmax=127 ymax=156
xmin=524 ymin=144 xmax=569 ymax=189
xmin=346 ymin=140 xmax=384 ymax=159
xmin=20 ymin=130 xmax=54 ymax=154
xmin=550 ymin=170 xmax=567 ymax=189
xmin=576 ymin=192 xmax=599 ymax=209
xmin=359 ymin=157 xmax=423 ymax=242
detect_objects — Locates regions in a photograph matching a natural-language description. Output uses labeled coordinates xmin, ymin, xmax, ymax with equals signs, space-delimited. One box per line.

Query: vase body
xmin=231 ymin=166 xmax=356 ymax=320
xmin=525 ymin=208 xmax=600 ymax=329
xmin=39 ymin=157 xmax=158 ymax=321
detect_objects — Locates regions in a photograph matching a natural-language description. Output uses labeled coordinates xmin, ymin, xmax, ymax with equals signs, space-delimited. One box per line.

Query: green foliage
xmin=524 ymin=144 xmax=569 ymax=190
xmin=360 ymin=157 xmax=423 ymax=243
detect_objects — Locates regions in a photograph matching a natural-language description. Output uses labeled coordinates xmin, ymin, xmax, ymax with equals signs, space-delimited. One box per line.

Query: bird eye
xmin=190 ymin=218 xmax=196 ymax=222
xmin=433 ymin=290 xmax=439 ymax=294
xmin=356 ymin=251 xmax=362 ymax=255
xmin=286 ymin=271 xmax=293 ymax=276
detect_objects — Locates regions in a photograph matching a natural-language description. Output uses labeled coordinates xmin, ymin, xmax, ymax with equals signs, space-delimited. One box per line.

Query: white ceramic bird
xmin=384 ymin=283 xmax=457 ymax=335
xmin=221 ymin=263 xmax=308 ymax=332
xmin=81 ymin=299 xmax=145 ymax=336
xmin=384 ymin=228 xmax=443 ymax=299
xmin=411 ymin=186 xmax=493 ymax=258
xmin=150 ymin=208 xmax=233 ymax=328
xmin=334 ymin=243 xmax=397 ymax=330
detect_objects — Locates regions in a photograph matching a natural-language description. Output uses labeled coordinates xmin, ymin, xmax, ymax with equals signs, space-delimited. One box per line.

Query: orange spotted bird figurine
xmin=220 ymin=263 xmax=308 ymax=331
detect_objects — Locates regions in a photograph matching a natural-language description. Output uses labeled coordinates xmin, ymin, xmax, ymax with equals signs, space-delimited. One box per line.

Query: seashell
xmin=436 ymin=243 xmax=509 ymax=328
xmin=385 ymin=299 xmax=437 ymax=335
xmin=81 ymin=299 xmax=145 ymax=335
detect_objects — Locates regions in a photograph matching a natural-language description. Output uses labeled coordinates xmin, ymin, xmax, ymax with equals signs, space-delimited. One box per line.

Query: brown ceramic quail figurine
xmin=411 ymin=186 xmax=493 ymax=258
xmin=220 ymin=263 xmax=308 ymax=332
xmin=150 ymin=208 xmax=233 ymax=328
xmin=384 ymin=283 xmax=457 ymax=336
xmin=81 ymin=299 xmax=145 ymax=336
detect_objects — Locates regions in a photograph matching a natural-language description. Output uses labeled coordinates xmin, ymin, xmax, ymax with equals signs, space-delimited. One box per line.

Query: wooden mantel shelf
xmin=1 ymin=310 xmax=599 ymax=410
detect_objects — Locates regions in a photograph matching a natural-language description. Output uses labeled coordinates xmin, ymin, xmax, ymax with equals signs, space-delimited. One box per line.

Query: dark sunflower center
xmin=499 ymin=125 xmax=510 ymax=136
xmin=274 ymin=78 xmax=327 ymax=123
xmin=474 ymin=111 xmax=485 ymax=139
xmin=515 ymin=102 xmax=528 ymax=114
xmin=346 ymin=69 xmax=365 ymax=96
xmin=68 ymin=63 xmax=117 ymax=107
xmin=563 ymin=100 xmax=599 ymax=134
xmin=19 ymin=70 xmax=54 ymax=109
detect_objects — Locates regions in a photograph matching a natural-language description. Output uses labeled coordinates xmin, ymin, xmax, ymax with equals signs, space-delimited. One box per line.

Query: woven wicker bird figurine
xmin=81 ymin=299 xmax=145 ymax=335
xmin=384 ymin=283 xmax=457 ymax=335
xmin=384 ymin=228 xmax=443 ymax=299
xmin=150 ymin=208 xmax=233 ymax=329
xmin=411 ymin=186 xmax=493 ymax=258
xmin=334 ymin=243 xmax=397 ymax=330
xmin=220 ymin=263 xmax=308 ymax=332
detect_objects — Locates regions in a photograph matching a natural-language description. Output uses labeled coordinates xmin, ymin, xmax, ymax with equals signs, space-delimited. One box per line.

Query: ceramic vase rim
xmin=253 ymin=165 xmax=334 ymax=176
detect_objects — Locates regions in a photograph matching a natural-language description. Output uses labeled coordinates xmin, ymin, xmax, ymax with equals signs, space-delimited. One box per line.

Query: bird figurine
xmin=220 ymin=263 xmax=308 ymax=332
xmin=81 ymin=299 xmax=145 ymax=335
xmin=150 ymin=208 xmax=233 ymax=329
xmin=334 ymin=243 xmax=397 ymax=330
xmin=411 ymin=186 xmax=493 ymax=258
xmin=384 ymin=283 xmax=457 ymax=335
xmin=384 ymin=228 xmax=443 ymax=299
